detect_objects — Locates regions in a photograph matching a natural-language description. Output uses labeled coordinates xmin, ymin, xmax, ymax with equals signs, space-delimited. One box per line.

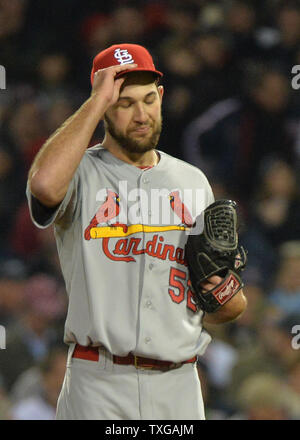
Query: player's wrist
xmin=88 ymin=92 xmax=111 ymax=116
xmin=203 ymin=289 xmax=247 ymax=324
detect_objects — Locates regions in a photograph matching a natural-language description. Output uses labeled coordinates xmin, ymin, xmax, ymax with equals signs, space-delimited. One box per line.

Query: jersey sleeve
xmin=26 ymin=170 xmax=81 ymax=229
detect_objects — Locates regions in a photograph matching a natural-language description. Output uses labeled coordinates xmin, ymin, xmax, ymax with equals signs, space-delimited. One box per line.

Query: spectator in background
xmin=191 ymin=29 xmax=241 ymax=114
xmin=269 ymin=242 xmax=300 ymax=315
xmin=229 ymin=311 xmax=300 ymax=397
xmin=196 ymin=358 xmax=236 ymax=420
xmin=182 ymin=63 xmax=296 ymax=202
xmin=238 ymin=219 xmax=277 ymax=290
xmin=0 ymin=143 xmax=24 ymax=254
xmin=0 ymin=382 xmax=12 ymax=420
xmin=198 ymin=2 xmax=225 ymax=30
xmin=234 ymin=372 xmax=300 ymax=419
xmin=76 ymin=12 xmax=114 ymax=94
xmin=0 ymin=98 xmax=46 ymax=255
xmin=156 ymin=38 xmax=202 ymax=157
xmin=36 ymin=52 xmax=72 ymax=99
xmin=199 ymin=271 xmax=273 ymax=416
xmin=110 ymin=5 xmax=147 ymax=45
xmin=80 ymin=13 xmax=113 ymax=58
xmin=6 ymin=99 xmax=75 ymax=261
xmin=0 ymin=273 xmax=66 ymax=391
xmin=10 ymin=205 xmax=63 ymax=280
xmin=0 ymin=0 xmax=31 ymax=83
xmin=226 ymin=275 xmax=270 ymax=348
xmin=163 ymin=2 xmax=199 ymax=41
xmin=11 ymin=346 xmax=67 ymax=420
xmin=45 ymin=97 xmax=75 ymax=135
xmin=199 ymin=331 xmax=239 ymax=418
xmin=249 ymin=160 xmax=300 ymax=250
xmin=224 ymin=0 xmax=263 ymax=64
xmin=1 ymin=0 xmax=300 ymax=420
xmin=287 ymin=359 xmax=300 ymax=398
xmin=142 ymin=0 xmax=169 ymax=44
xmin=263 ymin=0 xmax=300 ymax=72
xmin=3 ymin=98 xmax=46 ymax=173
xmin=0 ymin=258 xmax=28 ymax=328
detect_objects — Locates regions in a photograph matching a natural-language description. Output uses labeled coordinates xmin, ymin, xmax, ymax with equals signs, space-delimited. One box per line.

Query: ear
xmin=158 ymin=85 xmax=164 ymax=101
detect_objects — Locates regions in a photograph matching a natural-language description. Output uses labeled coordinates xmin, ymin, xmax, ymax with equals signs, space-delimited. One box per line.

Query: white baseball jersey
xmin=26 ymin=145 xmax=214 ymax=363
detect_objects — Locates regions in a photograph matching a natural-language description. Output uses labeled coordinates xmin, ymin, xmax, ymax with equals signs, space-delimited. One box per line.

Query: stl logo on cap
xmin=114 ymin=48 xmax=135 ymax=65
xmin=90 ymin=44 xmax=163 ymax=86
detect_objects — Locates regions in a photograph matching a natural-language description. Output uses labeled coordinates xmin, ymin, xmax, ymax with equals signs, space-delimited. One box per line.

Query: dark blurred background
xmin=0 ymin=0 xmax=300 ymax=420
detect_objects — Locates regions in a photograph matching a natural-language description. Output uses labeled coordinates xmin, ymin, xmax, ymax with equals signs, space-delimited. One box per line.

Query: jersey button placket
xmin=139 ymin=175 xmax=151 ymax=227
xmin=145 ymin=300 xmax=152 ymax=308
xmin=138 ymin=174 xmax=154 ymax=351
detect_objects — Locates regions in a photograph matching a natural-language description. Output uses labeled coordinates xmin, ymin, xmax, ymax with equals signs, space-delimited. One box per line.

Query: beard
xmin=104 ymin=114 xmax=162 ymax=154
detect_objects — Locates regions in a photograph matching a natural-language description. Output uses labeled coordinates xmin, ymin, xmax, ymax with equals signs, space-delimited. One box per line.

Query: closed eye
xmin=118 ymin=100 xmax=132 ymax=108
xmin=145 ymin=97 xmax=156 ymax=105
xmin=144 ymin=91 xmax=157 ymax=105
xmin=118 ymin=91 xmax=157 ymax=108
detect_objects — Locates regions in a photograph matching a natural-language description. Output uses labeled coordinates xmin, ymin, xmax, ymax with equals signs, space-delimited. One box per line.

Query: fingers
xmin=201 ymin=281 xmax=216 ymax=292
xmin=91 ymin=62 xmax=138 ymax=106
xmin=114 ymin=63 xmax=138 ymax=74
xmin=200 ymin=275 xmax=223 ymax=293
xmin=207 ymin=275 xmax=223 ymax=284
xmin=114 ymin=76 xmax=126 ymax=89
xmin=94 ymin=63 xmax=137 ymax=78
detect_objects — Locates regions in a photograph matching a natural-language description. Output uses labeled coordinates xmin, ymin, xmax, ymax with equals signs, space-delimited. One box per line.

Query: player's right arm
xmin=28 ymin=63 xmax=137 ymax=207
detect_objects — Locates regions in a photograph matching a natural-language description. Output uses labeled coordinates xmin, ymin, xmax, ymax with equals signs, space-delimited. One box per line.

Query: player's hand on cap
xmin=91 ymin=64 xmax=137 ymax=108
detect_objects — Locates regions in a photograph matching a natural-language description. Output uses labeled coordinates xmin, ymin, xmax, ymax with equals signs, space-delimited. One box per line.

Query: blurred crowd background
xmin=0 ymin=0 xmax=300 ymax=420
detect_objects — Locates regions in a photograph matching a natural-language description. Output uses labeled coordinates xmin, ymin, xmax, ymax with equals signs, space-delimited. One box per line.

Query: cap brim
xmin=115 ymin=68 xmax=163 ymax=79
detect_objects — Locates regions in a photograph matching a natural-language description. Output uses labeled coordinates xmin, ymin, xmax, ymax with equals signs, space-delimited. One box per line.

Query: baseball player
xmin=26 ymin=43 xmax=247 ymax=420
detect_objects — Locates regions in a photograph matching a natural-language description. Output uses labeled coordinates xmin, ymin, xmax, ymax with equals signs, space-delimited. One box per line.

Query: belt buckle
xmin=134 ymin=355 xmax=154 ymax=370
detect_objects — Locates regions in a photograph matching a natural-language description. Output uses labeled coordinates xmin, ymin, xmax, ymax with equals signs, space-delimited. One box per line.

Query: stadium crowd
xmin=0 ymin=0 xmax=300 ymax=420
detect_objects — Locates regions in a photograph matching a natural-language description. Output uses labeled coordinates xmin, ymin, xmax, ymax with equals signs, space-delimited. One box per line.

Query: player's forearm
xmin=29 ymin=94 xmax=107 ymax=207
xmin=202 ymin=289 xmax=247 ymax=324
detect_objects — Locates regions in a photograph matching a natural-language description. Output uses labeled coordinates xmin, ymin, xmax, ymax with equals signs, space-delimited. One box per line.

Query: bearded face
xmin=103 ymin=73 xmax=164 ymax=154
xmin=104 ymin=111 xmax=162 ymax=154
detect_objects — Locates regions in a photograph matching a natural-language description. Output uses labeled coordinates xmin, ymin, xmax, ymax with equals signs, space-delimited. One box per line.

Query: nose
xmin=133 ymin=103 xmax=149 ymax=123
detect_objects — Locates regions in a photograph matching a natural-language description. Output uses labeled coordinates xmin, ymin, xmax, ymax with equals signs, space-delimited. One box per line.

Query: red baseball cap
xmin=90 ymin=43 xmax=163 ymax=85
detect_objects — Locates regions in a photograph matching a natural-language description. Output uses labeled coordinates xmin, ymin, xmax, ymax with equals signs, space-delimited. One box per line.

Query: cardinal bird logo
xmin=169 ymin=191 xmax=194 ymax=228
xmin=84 ymin=188 xmax=194 ymax=242
xmin=84 ymin=190 xmax=128 ymax=240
